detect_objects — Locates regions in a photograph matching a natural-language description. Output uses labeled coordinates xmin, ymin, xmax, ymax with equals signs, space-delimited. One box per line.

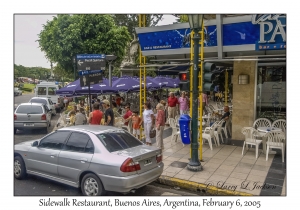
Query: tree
xmin=112 ymin=15 xmax=163 ymax=39
xmin=37 ymin=14 xmax=131 ymax=75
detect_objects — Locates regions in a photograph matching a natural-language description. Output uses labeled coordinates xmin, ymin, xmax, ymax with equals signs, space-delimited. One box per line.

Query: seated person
xmin=214 ymin=106 xmax=230 ymax=127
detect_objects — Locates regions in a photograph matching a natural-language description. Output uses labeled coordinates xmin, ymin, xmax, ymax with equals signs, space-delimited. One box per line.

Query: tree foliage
xmin=37 ymin=14 xmax=131 ymax=75
xmin=112 ymin=15 xmax=163 ymax=39
xmin=14 ymin=64 xmax=51 ymax=80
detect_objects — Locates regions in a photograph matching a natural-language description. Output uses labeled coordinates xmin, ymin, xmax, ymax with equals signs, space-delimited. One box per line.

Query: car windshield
xmin=16 ymin=105 xmax=43 ymax=114
xmin=30 ymin=98 xmax=47 ymax=105
xmin=14 ymin=88 xmax=19 ymax=91
xmin=97 ymin=131 xmax=143 ymax=152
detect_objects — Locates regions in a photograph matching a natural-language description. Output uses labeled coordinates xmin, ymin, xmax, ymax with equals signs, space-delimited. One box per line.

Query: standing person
xmin=102 ymin=100 xmax=114 ymax=126
xmin=123 ymin=105 xmax=132 ymax=124
xmin=77 ymin=100 xmax=85 ymax=110
xmin=130 ymin=110 xmax=141 ymax=139
xmin=167 ymin=92 xmax=178 ymax=124
xmin=88 ymin=102 xmax=103 ymax=125
xmin=75 ymin=108 xmax=87 ymax=125
xmin=139 ymin=102 xmax=155 ymax=146
xmin=155 ymin=103 xmax=165 ymax=150
xmin=202 ymin=92 xmax=209 ymax=115
xmin=123 ymin=105 xmax=133 ymax=133
xmin=63 ymin=96 xmax=69 ymax=110
xmin=160 ymin=100 xmax=167 ymax=124
xmin=178 ymin=91 xmax=189 ymax=115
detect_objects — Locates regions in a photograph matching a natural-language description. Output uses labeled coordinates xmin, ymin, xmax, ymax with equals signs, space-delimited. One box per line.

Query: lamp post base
xmin=187 ymin=162 xmax=203 ymax=172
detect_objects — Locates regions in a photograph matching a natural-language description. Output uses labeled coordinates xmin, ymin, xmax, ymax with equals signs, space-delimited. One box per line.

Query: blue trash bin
xmin=179 ymin=114 xmax=191 ymax=144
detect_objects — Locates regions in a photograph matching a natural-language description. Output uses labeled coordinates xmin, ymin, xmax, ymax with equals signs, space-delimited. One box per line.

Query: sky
xmin=14 ymin=14 xmax=177 ymax=69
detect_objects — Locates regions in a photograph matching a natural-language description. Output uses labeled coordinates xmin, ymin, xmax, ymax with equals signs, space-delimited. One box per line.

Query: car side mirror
xmin=32 ymin=141 xmax=38 ymax=147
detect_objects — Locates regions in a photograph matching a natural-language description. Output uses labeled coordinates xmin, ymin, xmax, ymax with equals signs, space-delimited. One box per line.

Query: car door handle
xmin=50 ymin=154 xmax=57 ymax=158
xmin=80 ymin=158 xmax=88 ymax=163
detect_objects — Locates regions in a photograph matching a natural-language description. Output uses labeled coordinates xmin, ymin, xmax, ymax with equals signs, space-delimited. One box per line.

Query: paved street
xmin=14 ymin=93 xmax=60 ymax=144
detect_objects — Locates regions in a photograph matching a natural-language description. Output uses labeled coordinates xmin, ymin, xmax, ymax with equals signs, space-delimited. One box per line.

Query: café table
xmin=257 ymin=127 xmax=282 ymax=154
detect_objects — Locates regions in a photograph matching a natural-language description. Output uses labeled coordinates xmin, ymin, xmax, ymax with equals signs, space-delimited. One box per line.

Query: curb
xmin=156 ymin=175 xmax=253 ymax=196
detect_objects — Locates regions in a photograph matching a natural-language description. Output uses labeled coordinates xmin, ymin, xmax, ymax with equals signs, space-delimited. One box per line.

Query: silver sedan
xmin=14 ymin=125 xmax=164 ymax=196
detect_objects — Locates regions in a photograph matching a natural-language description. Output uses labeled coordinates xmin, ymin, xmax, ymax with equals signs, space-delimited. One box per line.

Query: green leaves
xmin=38 ymin=15 xmax=131 ymax=75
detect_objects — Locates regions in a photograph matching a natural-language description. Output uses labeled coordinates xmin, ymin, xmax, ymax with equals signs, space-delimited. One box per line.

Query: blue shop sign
xmin=252 ymin=15 xmax=286 ymax=50
xmin=137 ymin=14 xmax=286 ymax=52
xmin=137 ymin=25 xmax=217 ymax=51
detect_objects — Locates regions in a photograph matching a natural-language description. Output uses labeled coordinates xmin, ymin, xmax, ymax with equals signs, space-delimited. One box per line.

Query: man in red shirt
xmin=167 ymin=92 xmax=178 ymax=124
xmin=88 ymin=102 xmax=103 ymax=125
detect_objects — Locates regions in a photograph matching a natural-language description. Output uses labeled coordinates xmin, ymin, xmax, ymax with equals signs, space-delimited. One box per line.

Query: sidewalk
xmin=156 ymin=129 xmax=286 ymax=196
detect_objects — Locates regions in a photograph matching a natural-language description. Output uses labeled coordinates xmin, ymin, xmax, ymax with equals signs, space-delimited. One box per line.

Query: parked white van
xmin=35 ymin=82 xmax=63 ymax=112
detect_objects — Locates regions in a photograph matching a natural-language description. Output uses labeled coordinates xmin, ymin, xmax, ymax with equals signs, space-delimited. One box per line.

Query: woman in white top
xmin=139 ymin=102 xmax=155 ymax=145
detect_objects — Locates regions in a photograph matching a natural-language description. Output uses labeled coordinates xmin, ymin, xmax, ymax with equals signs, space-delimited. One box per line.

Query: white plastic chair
xmin=272 ymin=119 xmax=286 ymax=134
xmin=252 ymin=118 xmax=272 ymax=129
xmin=241 ymin=127 xmax=262 ymax=159
xmin=175 ymin=115 xmax=180 ymax=123
xmin=264 ymin=131 xmax=285 ymax=162
xmin=216 ymin=119 xmax=228 ymax=143
xmin=202 ymin=122 xmax=220 ymax=150
xmin=169 ymin=118 xmax=181 ymax=145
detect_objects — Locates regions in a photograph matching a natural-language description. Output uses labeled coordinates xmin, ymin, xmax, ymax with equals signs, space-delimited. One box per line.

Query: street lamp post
xmin=187 ymin=14 xmax=204 ymax=171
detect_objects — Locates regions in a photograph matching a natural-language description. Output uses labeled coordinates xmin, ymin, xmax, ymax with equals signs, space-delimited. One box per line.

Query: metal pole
xmin=109 ymin=63 xmax=112 ymax=106
xmin=187 ymin=28 xmax=202 ymax=171
xmin=199 ymin=22 xmax=204 ymax=162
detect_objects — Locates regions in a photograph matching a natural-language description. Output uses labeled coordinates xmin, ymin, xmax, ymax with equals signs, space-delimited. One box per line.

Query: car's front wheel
xmin=14 ymin=156 xmax=27 ymax=180
xmin=81 ymin=173 xmax=106 ymax=196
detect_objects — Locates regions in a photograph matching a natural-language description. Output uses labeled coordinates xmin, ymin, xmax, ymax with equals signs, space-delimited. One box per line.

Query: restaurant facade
xmin=135 ymin=14 xmax=286 ymax=141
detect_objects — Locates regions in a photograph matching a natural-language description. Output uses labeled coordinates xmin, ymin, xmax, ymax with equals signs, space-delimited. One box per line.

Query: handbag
xmin=150 ymin=129 xmax=156 ymax=138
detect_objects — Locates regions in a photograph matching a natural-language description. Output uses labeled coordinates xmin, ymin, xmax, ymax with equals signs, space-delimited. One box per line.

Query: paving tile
xmin=178 ymin=158 xmax=190 ymax=163
xmin=204 ymin=162 xmax=222 ymax=169
xmin=222 ymin=161 xmax=239 ymax=167
xmin=218 ymin=165 xmax=235 ymax=171
xmin=246 ymin=174 xmax=266 ymax=183
xmin=239 ymin=187 xmax=261 ymax=195
xmin=255 ymin=160 xmax=272 ymax=167
xmin=164 ymin=166 xmax=183 ymax=173
xmin=163 ymin=152 xmax=174 ymax=156
xmin=170 ymin=161 xmax=188 ymax=168
xmin=162 ymin=160 xmax=173 ymax=166
xmin=249 ymin=169 xmax=268 ymax=177
xmin=281 ymin=178 xmax=286 ymax=196
xmin=174 ymin=173 xmax=194 ymax=180
xmin=189 ymin=176 xmax=207 ymax=184
xmin=177 ymin=168 xmax=197 ymax=176
xmin=226 ymin=156 xmax=242 ymax=162
xmin=260 ymin=190 xmax=281 ymax=196
xmin=207 ymin=158 xmax=225 ymax=164
xmin=162 ymin=171 xmax=176 ymax=177
xmin=237 ymin=162 xmax=254 ymax=168
xmin=175 ymin=150 xmax=190 ymax=155
xmin=213 ymin=168 xmax=232 ymax=177
xmin=202 ymin=166 xmax=217 ymax=173
xmin=268 ymin=168 xmax=286 ymax=175
xmin=207 ymin=174 xmax=228 ymax=182
xmin=191 ymin=171 xmax=214 ymax=179
xmin=229 ymin=172 xmax=248 ymax=180
xmin=240 ymin=158 xmax=257 ymax=164
xmin=252 ymin=164 xmax=270 ymax=171
xmin=164 ymin=156 xmax=181 ymax=162
xmin=228 ymin=153 xmax=243 ymax=158
xmin=264 ymin=177 xmax=285 ymax=187
xmin=233 ymin=167 xmax=252 ymax=174
xmin=226 ymin=177 xmax=247 ymax=186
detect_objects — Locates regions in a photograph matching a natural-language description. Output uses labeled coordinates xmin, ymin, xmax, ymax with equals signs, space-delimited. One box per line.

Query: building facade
xmin=135 ymin=14 xmax=286 ymax=141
